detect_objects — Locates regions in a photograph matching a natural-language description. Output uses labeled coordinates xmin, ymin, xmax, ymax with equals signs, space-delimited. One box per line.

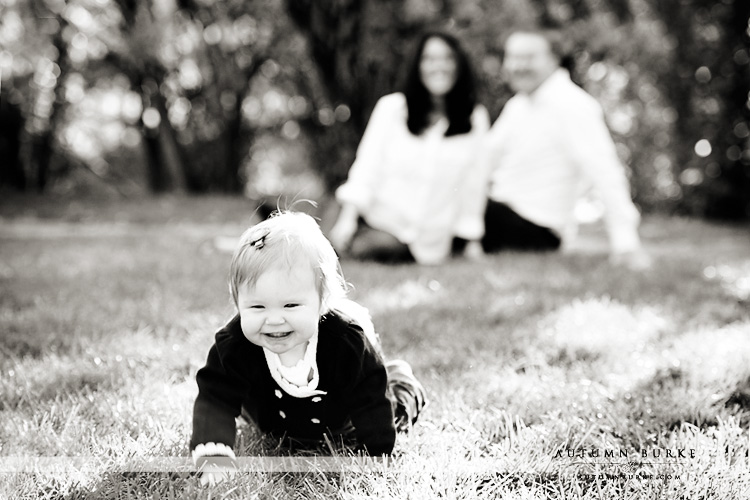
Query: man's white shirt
xmin=485 ymin=69 xmax=643 ymax=253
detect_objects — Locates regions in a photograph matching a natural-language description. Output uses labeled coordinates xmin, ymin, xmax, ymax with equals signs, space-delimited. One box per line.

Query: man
xmin=482 ymin=28 xmax=650 ymax=269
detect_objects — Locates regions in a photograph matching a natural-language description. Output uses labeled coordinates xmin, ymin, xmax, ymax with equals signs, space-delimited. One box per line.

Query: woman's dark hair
xmin=402 ymin=32 xmax=478 ymax=137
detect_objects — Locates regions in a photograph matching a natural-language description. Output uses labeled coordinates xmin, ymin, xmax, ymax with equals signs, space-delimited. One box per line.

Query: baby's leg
xmin=385 ymin=360 xmax=427 ymax=432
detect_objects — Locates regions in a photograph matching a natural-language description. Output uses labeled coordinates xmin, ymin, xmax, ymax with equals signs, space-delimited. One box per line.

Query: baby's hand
xmin=196 ymin=456 xmax=237 ymax=486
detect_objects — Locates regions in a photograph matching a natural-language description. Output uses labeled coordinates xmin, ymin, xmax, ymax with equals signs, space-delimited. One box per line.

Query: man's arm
xmin=556 ymin=99 xmax=648 ymax=263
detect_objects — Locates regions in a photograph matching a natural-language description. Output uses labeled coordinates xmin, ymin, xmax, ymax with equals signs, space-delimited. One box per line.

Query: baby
xmin=190 ymin=211 xmax=425 ymax=483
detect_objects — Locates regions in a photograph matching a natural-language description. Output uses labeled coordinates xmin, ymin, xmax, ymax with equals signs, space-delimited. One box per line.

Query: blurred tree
xmin=1 ymin=0 xmax=300 ymax=195
xmin=284 ymin=0 xmax=750 ymax=219
xmin=30 ymin=7 xmax=72 ymax=192
xmin=0 ymin=0 xmax=67 ymax=192
xmin=0 ymin=0 xmax=180 ymax=193
xmin=103 ymin=0 xmax=295 ymax=193
xmin=106 ymin=0 xmax=187 ymax=192
xmin=284 ymin=0 xmax=448 ymax=189
xmin=172 ymin=0 xmax=277 ymax=193
xmin=1 ymin=0 xmax=747 ymax=218
xmin=650 ymin=0 xmax=750 ymax=219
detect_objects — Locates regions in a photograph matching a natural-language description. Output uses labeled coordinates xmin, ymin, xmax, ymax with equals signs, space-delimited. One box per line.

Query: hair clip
xmin=249 ymin=231 xmax=269 ymax=250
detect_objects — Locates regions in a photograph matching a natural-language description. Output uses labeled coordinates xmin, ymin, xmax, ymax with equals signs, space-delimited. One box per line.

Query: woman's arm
xmin=328 ymin=203 xmax=360 ymax=252
xmin=334 ymin=94 xmax=402 ymax=217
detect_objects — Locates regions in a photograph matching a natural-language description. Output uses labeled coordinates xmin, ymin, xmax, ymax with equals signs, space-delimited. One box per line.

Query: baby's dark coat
xmin=191 ymin=313 xmax=396 ymax=455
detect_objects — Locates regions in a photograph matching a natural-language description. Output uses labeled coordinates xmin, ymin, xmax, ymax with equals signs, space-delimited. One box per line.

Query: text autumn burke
xmin=554 ymin=448 xmax=697 ymax=459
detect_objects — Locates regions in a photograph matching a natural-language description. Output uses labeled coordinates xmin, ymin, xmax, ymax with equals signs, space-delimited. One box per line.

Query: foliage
xmin=1 ymin=0 xmax=748 ymax=218
xmin=647 ymin=0 xmax=750 ymax=219
xmin=1 ymin=197 xmax=749 ymax=498
xmin=0 ymin=0 xmax=322 ymax=196
xmin=286 ymin=0 xmax=750 ymax=218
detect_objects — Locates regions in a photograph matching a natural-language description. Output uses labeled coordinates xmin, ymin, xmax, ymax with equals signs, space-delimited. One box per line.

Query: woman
xmin=329 ymin=32 xmax=490 ymax=265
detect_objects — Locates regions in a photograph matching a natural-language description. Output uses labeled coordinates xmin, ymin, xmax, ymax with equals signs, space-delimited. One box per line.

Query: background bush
xmin=1 ymin=0 xmax=748 ymax=219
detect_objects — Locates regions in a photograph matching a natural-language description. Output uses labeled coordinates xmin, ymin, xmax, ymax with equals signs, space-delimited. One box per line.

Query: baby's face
xmin=237 ymin=264 xmax=322 ymax=364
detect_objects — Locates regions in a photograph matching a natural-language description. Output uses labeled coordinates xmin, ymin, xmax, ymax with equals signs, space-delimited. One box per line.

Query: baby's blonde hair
xmin=228 ymin=211 xmax=347 ymax=313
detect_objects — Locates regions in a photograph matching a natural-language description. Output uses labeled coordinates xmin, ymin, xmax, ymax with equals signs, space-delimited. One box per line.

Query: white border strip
xmin=0 ymin=457 xmax=396 ymax=473
xmin=0 ymin=456 xmax=702 ymax=474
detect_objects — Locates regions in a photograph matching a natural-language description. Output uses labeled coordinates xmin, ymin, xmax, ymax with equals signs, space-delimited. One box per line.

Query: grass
xmin=1 ymin=194 xmax=749 ymax=499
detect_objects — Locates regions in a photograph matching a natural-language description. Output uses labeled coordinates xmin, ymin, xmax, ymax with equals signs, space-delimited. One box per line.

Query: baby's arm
xmin=347 ymin=346 xmax=396 ymax=456
xmin=191 ymin=344 xmax=245 ymax=484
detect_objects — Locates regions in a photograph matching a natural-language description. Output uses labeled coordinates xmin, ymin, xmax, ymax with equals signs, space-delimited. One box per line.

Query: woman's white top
xmin=336 ymin=92 xmax=490 ymax=264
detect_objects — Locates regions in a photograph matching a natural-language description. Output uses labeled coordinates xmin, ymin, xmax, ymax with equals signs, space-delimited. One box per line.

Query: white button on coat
xmin=279 ymin=411 xmax=286 ymax=419
xmin=311 ymin=418 xmax=320 ymax=424
xmin=275 ymin=390 xmax=283 ymax=399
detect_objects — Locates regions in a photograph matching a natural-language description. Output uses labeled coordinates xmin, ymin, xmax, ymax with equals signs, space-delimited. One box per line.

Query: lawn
xmin=1 ymin=194 xmax=749 ymax=499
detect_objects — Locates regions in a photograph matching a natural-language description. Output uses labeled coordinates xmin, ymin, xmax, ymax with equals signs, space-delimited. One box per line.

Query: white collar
xmin=263 ymin=332 xmax=327 ymax=398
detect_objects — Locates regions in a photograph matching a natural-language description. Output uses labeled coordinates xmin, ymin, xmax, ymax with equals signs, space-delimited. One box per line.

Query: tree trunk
xmin=141 ymin=123 xmax=168 ymax=192
xmin=109 ymin=0 xmax=189 ymax=194
xmin=139 ymin=91 xmax=187 ymax=193
xmin=0 ymin=98 xmax=26 ymax=190
xmin=153 ymin=91 xmax=187 ymax=193
xmin=32 ymin=132 xmax=53 ymax=192
xmin=29 ymin=13 xmax=70 ymax=192
xmin=222 ymin=91 xmax=245 ymax=193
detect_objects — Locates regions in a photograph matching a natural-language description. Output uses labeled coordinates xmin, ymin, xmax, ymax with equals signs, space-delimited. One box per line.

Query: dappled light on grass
xmin=0 ymin=325 xmax=204 ymax=498
xmin=361 ymin=278 xmax=443 ymax=315
xmin=613 ymin=323 xmax=750 ymax=440
xmin=539 ymin=297 xmax=670 ymax=393
xmin=541 ymin=297 xmax=667 ymax=356
xmin=704 ymin=261 xmax=750 ymax=302
xmin=666 ymin=323 xmax=750 ymax=396
xmin=2 ymin=206 xmax=750 ymax=498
